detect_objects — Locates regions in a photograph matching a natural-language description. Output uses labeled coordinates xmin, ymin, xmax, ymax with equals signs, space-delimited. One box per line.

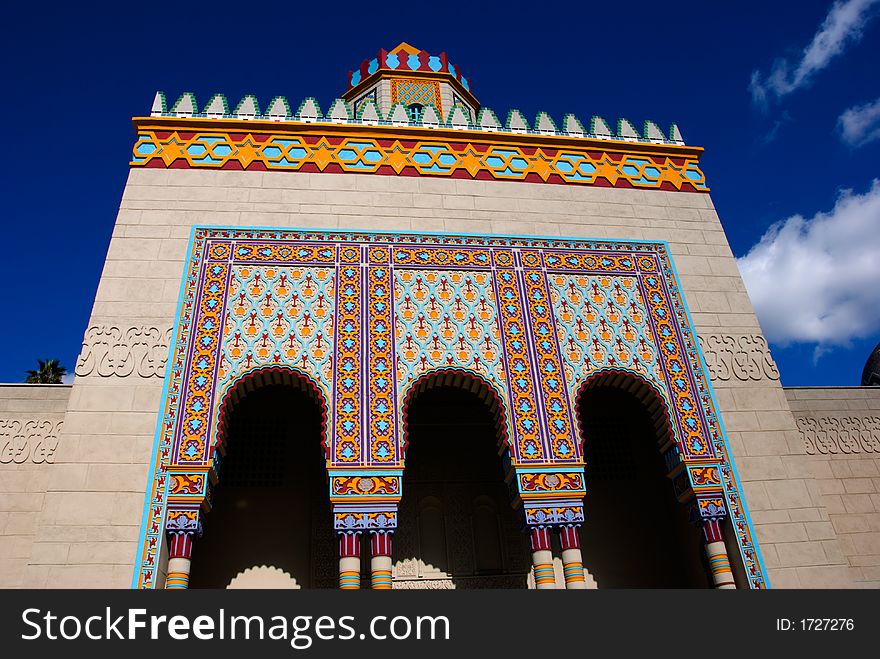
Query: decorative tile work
xmin=391 ymin=78 xmax=443 ymax=116
xmin=367 ymin=250 xmax=396 ymax=464
xmin=334 ymin=507 xmax=398 ymax=531
xmin=134 ymin=228 xmax=763 ymax=589
xmin=393 ymin=269 xmax=509 ymax=452
xmin=495 ymin=264 xmax=545 ymax=461
xmin=518 ymin=265 xmax=577 ymax=461
xmin=332 ymin=474 xmax=401 ymax=499
xmin=218 ymin=264 xmax=335 ymax=409
xmin=130 ymin=122 xmax=708 ymax=192
xmin=334 ymin=247 xmax=362 ymax=463
xmin=518 ymin=471 xmax=585 ymax=496
xmin=549 ymin=273 xmax=667 ymax=440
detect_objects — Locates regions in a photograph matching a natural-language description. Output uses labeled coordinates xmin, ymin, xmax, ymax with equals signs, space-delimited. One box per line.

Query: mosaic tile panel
xmin=131 ymin=126 xmax=708 ymax=192
xmin=134 ymin=229 xmax=764 ymax=589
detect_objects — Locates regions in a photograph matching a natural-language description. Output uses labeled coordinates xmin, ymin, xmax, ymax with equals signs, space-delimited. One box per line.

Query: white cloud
xmin=61 ymin=373 xmax=75 ymax=385
xmin=737 ymin=180 xmax=880 ymax=352
xmin=838 ymin=96 xmax=880 ymax=146
xmin=750 ymin=0 xmax=880 ymax=107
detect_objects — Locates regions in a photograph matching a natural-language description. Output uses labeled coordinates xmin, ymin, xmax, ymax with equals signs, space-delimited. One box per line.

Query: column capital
xmin=688 ymin=496 xmax=728 ymax=525
xmin=164 ymin=507 xmax=201 ymax=589
xmin=528 ymin=526 xmax=553 ymax=551
xmin=557 ymin=525 xmax=580 ymax=550
xmin=165 ymin=507 xmax=203 ymax=538
xmin=338 ymin=531 xmax=362 ymax=557
xmin=522 ymin=498 xmax=584 ymax=529
xmin=333 ymin=503 xmax=398 ymax=532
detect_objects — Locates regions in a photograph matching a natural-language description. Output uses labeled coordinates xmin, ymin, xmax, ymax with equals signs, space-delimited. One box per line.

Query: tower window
xmin=407 ymin=103 xmax=424 ymax=122
xmin=354 ymin=88 xmax=377 ymax=117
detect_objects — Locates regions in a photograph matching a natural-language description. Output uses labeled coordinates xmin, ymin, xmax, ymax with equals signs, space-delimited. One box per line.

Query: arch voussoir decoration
xmin=399 ymin=368 xmax=511 ymax=459
xmin=165 ymin=364 xmax=330 ymax=589
xmin=134 ymin=229 xmax=766 ymax=590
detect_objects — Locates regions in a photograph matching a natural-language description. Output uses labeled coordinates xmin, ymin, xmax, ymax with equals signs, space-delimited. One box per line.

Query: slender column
xmin=338 ymin=532 xmax=362 ymax=590
xmin=701 ymin=518 xmax=736 ymax=589
xmin=558 ymin=526 xmax=587 ymax=589
xmin=369 ymin=531 xmax=393 ymax=590
xmin=165 ymin=530 xmax=195 ymax=589
xmin=529 ymin=527 xmax=556 ymax=589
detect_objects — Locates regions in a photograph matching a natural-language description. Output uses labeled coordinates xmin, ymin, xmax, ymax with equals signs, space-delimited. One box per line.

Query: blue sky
xmin=2 ymin=1 xmax=878 ymax=386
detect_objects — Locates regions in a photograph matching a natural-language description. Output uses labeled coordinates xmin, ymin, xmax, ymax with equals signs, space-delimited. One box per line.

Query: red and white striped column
xmin=558 ymin=526 xmax=587 ymax=589
xmin=702 ymin=518 xmax=735 ymax=589
xmin=165 ymin=530 xmax=195 ymax=589
xmin=370 ymin=531 xmax=393 ymax=590
xmin=530 ymin=527 xmax=556 ymax=589
xmin=338 ymin=532 xmax=362 ymax=590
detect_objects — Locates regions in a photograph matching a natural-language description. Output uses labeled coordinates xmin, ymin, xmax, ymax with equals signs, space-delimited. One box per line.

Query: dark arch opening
xmin=396 ymin=373 xmax=530 ymax=588
xmin=577 ymin=373 xmax=709 ymax=588
xmin=188 ymin=374 xmax=334 ymax=589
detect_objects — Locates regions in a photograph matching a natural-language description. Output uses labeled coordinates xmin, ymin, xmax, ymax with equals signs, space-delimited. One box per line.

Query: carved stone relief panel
xmin=796 ymin=416 xmax=880 ymax=455
xmin=75 ymin=326 xmax=173 ymax=378
xmin=0 ymin=419 xmax=63 ymax=464
xmin=697 ymin=334 xmax=780 ymax=382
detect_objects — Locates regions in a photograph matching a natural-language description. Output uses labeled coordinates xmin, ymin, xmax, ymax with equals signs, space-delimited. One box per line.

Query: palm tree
xmin=25 ymin=359 xmax=68 ymax=384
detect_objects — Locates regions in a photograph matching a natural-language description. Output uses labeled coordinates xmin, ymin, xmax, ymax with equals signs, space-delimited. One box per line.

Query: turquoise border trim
xmin=188 ymin=224 xmax=672 ymax=246
xmin=130 ymin=226 xmax=200 ymax=589
xmin=663 ymin=242 xmax=770 ymax=588
xmin=331 ymin=469 xmax=404 ymax=476
xmin=516 ymin=467 xmax=584 ymax=473
xmin=133 ymin=224 xmax=768 ymax=588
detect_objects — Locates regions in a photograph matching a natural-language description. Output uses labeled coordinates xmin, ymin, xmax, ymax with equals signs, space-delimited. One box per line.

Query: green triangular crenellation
xmin=266 ymin=96 xmax=292 ymax=118
xmin=505 ymin=109 xmax=529 ymax=132
xmin=477 ymin=107 xmax=501 ymax=130
xmin=151 ymin=91 xmax=167 ymax=115
xmin=387 ymin=102 xmax=410 ymax=124
xmin=356 ymin=97 xmax=380 ymax=122
xmin=563 ymin=114 xmax=586 ymax=135
xmin=445 ymin=104 xmax=470 ymax=127
xmin=203 ymin=94 xmax=230 ymax=116
xmin=170 ymin=92 xmax=197 ymax=115
xmin=325 ymin=98 xmax=352 ymax=122
xmin=235 ymin=95 xmax=260 ymax=117
xmin=296 ymin=97 xmax=322 ymax=121
xmin=534 ymin=112 xmax=558 ymax=133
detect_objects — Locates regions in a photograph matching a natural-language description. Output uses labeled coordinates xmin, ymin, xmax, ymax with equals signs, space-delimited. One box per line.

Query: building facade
xmin=2 ymin=43 xmax=879 ymax=590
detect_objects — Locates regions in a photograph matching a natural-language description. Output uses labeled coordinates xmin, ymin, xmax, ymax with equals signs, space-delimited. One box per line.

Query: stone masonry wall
xmin=784 ymin=387 xmax=880 ymax=588
xmin=0 ymin=385 xmax=70 ymax=587
xmin=20 ymin=167 xmax=854 ymax=588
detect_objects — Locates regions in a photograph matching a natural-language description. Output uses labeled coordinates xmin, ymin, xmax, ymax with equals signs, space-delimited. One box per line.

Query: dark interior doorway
xmin=396 ymin=378 xmax=531 ymax=588
xmin=188 ymin=382 xmax=335 ymax=588
xmin=577 ymin=383 xmax=709 ymax=588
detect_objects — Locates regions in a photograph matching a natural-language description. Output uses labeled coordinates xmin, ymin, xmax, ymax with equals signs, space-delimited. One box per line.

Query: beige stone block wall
xmin=20 ymin=167 xmax=855 ymax=588
xmin=0 ymin=385 xmax=70 ymax=587
xmin=784 ymin=387 xmax=880 ymax=587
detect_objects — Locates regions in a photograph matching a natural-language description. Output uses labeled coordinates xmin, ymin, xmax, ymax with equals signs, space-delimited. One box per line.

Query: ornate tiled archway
xmin=134 ymin=227 xmax=766 ymax=589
